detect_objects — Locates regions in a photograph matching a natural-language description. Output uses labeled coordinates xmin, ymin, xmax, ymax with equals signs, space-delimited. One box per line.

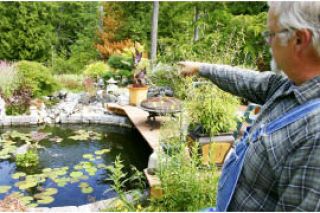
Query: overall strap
xmin=267 ymin=99 xmax=320 ymax=134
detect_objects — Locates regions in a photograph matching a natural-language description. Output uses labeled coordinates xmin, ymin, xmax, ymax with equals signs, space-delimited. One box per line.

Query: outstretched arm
xmin=178 ymin=62 xmax=287 ymax=105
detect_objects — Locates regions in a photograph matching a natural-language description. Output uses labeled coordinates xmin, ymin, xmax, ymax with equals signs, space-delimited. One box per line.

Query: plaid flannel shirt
xmin=199 ymin=64 xmax=320 ymax=211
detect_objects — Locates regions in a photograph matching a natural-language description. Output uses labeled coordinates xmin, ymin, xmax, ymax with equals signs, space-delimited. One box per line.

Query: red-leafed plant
xmin=0 ymin=85 xmax=32 ymax=115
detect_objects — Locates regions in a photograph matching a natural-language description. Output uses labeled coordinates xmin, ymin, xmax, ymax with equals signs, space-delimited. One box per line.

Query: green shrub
xmin=185 ymin=80 xmax=239 ymax=136
xmin=107 ymin=55 xmax=134 ymax=70
xmin=16 ymin=60 xmax=60 ymax=97
xmin=54 ymin=74 xmax=84 ymax=92
xmin=102 ymin=71 xmax=116 ymax=82
xmin=82 ymin=61 xmax=111 ymax=80
xmin=16 ymin=151 xmax=39 ymax=168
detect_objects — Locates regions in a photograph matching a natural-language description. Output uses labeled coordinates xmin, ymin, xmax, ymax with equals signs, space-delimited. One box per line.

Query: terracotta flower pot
xmin=128 ymin=84 xmax=149 ymax=106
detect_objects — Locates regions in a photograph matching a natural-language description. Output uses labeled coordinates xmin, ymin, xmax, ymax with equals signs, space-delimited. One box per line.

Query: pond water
xmin=0 ymin=124 xmax=151 ymax=208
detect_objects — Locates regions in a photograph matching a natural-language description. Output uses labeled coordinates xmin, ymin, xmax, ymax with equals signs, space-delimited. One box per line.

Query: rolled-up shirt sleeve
xmin=199 ymin=63 xmax=286 ymax=105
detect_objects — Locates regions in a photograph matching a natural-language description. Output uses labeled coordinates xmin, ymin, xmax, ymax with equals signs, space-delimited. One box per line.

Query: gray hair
xmin=268 ymin=1 xmax=320 ymax=56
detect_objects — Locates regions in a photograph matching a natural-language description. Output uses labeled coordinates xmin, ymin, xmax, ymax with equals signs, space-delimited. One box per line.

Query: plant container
xmin=187 ymin=126 xmax=235 ymax=167
xmin=128 ymin=84 xmax=149 ymax=106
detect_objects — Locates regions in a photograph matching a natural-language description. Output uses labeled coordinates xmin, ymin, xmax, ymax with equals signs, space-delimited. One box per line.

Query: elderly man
xmin=179 ymin=2 xmax=320 ymax=211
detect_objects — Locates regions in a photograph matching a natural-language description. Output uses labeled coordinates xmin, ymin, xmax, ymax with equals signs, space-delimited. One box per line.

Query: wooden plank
xmin=107 ymin=103 xmax=161 ymax=150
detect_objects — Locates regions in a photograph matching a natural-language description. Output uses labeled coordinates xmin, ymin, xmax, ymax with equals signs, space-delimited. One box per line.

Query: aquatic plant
xmin=16 ymin=151 xmax=39 ymax=168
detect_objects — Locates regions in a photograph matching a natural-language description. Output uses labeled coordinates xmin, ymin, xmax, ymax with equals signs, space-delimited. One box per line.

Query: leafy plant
xmin=185 ymin=82 xmax=239 ymax=136
xmin=102 ymin=71 xmax=116 ymax=82
xmin=148 ymin=143 xmax=219 ymax=212
xmin=82 ymin=61 xmax=111 ymax=80
xmin=54 ymin=74 xmax=84 ymax=92
xmin=0 ymin=85 xmax=32 ymax=115
xmin=82 ymin=77 xmax=96 ymax=96
xmin=131 ymin=45 xmax=148 ymax=87
xmin=16 ymin=60 xmax=60 ymax=97
xmin=107 ymin=55 xmax=134 ymax=70
xmin=0 ymin=61 xmax=20 ymax=97
xmin=16 ymin=151 xmax=39 ymax=168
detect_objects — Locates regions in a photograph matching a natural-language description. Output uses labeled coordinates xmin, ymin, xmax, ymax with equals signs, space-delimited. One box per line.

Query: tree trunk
xmin=193 ymin=5 xmax=200 ymax=43
xmin=99 ymin=5 xmax=103 ymax=32
xmin=150 ymin=1 xmax=159 ymax=69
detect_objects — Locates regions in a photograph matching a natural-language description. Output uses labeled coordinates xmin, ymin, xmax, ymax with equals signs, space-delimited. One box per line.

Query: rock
xmin=66 ymin=92 xmax=82 ymax=103
xmin=15 ymin=144 xmax=30 ymax=156
xmin=0 ymin=97 xmax=5 ymax=117
xmin=59 ymin=90 xmax=68 ymax=99
xmin=78 ymin=94 xmax=89 ymax=105
xmin=29 ymin=106 xmax=38 ymax=116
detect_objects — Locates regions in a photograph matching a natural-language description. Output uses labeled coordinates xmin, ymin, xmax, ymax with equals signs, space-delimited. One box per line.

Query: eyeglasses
xmin=262 ymin=29 xmax=291 ymax=45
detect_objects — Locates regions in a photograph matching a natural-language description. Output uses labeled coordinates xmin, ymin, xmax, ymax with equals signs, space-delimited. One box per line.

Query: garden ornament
xmin=106 ymin=77 xmax=118 ymax=94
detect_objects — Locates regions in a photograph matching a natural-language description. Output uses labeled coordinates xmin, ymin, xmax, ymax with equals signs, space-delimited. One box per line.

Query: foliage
xmin=107 ymin=55 xmax=133 ymax=70
xmin=148 ymin=64 xmax=186 ymax=98
xmin=104 ymin=155 xmax=146 ymax=212
xmin=0 ymin=2 xmax=99 ymax=69
xmin=132 ymin=46 xmax=148 ymax=87
xmin=82 ymin=61 xmax=111 ymax=80
xmin=96 ymin=2 xmax=152 ymax=59
xmin=185 ymin=80 xmax=239 ymax=136
xmin=82 ymin=77 xmax=96 ymax=96
xmin=53 ymin=74 xmax=84 ymax=93
xmin=0 ymin=61 xmax=20 ymax=97
xmin=0 ymin=2 xmax=55 ymax=62
xmin=148 ymin=144 xmax=219 ymax=211
xmin=102 ymin=71 xmax=116 ymax=82
xmin=16 ymin=61 xmax=60 ymax=97
xmin=0 ymin=85 xmax=32 ymax=116
xmin=157 ymin=2 xmax=269 ymax=69
xmin=16 ymin=151 xmax=39 ymax=168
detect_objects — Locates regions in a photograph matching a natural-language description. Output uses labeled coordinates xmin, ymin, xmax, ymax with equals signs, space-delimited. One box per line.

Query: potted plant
xmin=185 ymin=81 xmax=239 ymax=166
xmin=128 ymin=44 xmax=149 ymax=106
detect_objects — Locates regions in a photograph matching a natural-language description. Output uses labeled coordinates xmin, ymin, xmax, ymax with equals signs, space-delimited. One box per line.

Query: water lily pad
xmin=79 ymin=175 xmax=89 ymax=180
xmin=43 ymin=188 xmax=58 ymax=195
xmin=37 ymin=196 xmax=54 ymax=205
xmin=42 ymin=168 xmax=52 ymax=173
xmin=96 ymin=156 xmax=102 ymax=160
xmin=0 ymin=154 xmax=11 ymax=160
xmin=81 ymin=187 xmax=93 ymax=194
xmin=26 ymin=203 xmax=38 ymax=208
xmin=70 ymin=171 xmax=83 ymax=179
xmin=94 ymin=149 xmax=110 ymax=155
xmin=70 ymin=178 xmax=80 ymax=183
xmin=73 ymin=165 xmax=83 ymax=170
xmin=78 ymin=182 xmax=89 ymax=188
xmin=34 ymin=193 xmax=47 ymax=200
xmin=56 ymin=180 xmax=68 ymax=187
xmin=21 ymin=196 xmax=33 ymax=205
xmin=11 ymin=172 xmax=26 ymax=179
xmin=10 ymin=191 xmax=24 ymax=199
xmin=0 ymin=186 xmax=11 ymax=193
xmin=97 ymin=163 xmax=107 ymax=169
xmin=17 ymin=180 xmax=38 ymax=190
xmin=82 ymin=154 xmax=94 ymax=159
xmin=82 ymin=161 xmax=94 ymax=169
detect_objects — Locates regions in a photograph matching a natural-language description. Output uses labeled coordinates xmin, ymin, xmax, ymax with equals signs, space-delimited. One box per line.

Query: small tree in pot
xmin=128 ymin=44 xmax=149 ymax=106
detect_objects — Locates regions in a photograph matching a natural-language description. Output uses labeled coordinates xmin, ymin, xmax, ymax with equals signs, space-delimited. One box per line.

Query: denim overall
xmin=214 ymin=99 xmax=320 ymax=212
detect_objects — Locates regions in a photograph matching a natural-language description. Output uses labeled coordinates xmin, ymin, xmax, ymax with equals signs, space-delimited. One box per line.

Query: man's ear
xmin=295 ymin=29 xmax=312 ymax=54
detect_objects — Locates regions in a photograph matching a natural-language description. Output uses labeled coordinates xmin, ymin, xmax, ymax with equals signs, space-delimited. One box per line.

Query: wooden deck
xmin=108 ymin=103 xmax=165 ymax=150
xmin=108 ymin=103 xmax=250 ymax=151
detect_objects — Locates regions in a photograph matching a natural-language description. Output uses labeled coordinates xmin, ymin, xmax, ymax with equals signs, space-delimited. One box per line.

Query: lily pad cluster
xmin=0 ymin=139 xmax=17 ymax=160
xmin=69 ymin=130 xmax=102 ymax=141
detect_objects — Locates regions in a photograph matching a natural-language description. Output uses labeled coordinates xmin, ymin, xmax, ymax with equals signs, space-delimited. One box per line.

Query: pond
xmin=0 ymin=124 xmax=152 ymax=208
